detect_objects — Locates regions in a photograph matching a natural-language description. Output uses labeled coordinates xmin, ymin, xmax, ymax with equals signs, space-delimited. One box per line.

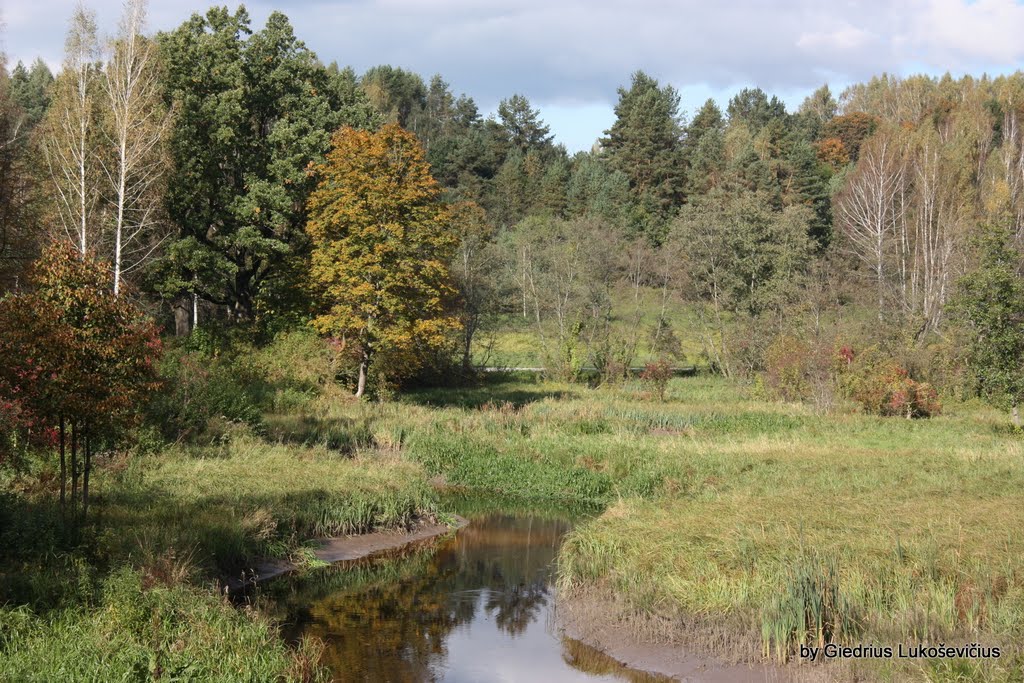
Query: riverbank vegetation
xmin=4 ymin=1 xmax=1024 ymax=681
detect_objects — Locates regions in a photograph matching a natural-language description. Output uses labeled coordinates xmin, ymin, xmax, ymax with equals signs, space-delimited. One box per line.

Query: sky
xmin=4 ymin=0 xmax=1024 ymax=152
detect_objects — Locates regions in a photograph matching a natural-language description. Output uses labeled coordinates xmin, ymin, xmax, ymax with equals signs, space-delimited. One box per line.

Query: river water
xmin=268 ymin=498 xmax=669 ymax=682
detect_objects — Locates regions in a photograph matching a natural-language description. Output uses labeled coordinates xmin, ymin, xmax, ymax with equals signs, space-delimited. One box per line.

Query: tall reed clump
xmin=761 ymin=555 xmax=858 ymax=662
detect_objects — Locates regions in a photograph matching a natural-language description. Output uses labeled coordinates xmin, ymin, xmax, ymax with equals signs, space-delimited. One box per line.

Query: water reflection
xmin=273 ymin=510 xmax=669 ymax=682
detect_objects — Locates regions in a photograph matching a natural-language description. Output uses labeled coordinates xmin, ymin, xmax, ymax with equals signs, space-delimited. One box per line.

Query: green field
xmin=3 ymin=367 xmax=1022 ymax=681
xmin=383 ymin=375 xmax=1023 ymax=681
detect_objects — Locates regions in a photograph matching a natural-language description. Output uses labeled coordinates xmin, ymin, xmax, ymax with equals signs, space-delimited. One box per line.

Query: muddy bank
xmin=556 ymin=591 xmax=841 ymax=683
xmin=224 ymin=515 xmax=468 ymax=593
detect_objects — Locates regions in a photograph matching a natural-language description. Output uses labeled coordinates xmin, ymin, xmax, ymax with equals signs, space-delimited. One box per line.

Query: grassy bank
xmin=289 ymin=372 xmax=1024 ymax=680
xmin=546 ymin=378 xmax=1024 ymax=681
xmin=0 ymin=568 xmax=326 ymax=682
xmin=1 ymin=419 xmax=439 ymax=680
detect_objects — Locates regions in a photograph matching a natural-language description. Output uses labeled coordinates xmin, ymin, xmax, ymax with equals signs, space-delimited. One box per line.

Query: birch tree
xmin=41 ymin=3 xmax=101 ymax=256
xmin=836 ymin=129 xmax=908 ymax=318
xmin=102 ymin=0 xmax=169 ymax=295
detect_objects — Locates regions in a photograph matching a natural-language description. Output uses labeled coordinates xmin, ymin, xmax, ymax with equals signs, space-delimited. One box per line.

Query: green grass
xmin=94 ymin=434 xmax=437 ymax=576
xmin=1 ymin=413 xmax=438 ymax=681
xmin=288 ymin=372 xmax=1024 ymax=680
xmin=0 ymin=568 xmax=327 ymax=682
xmin=543 ymin=379 xmax=1024 ymax=680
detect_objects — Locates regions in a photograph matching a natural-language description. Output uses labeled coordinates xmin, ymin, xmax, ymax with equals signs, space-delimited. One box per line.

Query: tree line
xmin=2 ymin=1 xmax=1024 ymax=432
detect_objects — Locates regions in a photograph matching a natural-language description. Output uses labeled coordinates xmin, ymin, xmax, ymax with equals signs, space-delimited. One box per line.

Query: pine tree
xmin=600 ymin=71 xmax=686 ymax=239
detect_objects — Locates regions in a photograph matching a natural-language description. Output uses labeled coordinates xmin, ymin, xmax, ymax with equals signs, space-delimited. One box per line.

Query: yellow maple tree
xmin=306 ymin=124 xmax=461 ymax=397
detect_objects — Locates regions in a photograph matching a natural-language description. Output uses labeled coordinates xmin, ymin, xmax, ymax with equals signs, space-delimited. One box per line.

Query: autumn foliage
xmin=836 ymin=346 xmax=940 ymax=419
xmin=815 ymin=137 xmax=850 ymax=169
xmin=306 ymin=124 xmax=460 ymax=396
xmin=640 ymin=358 xmax=674 ymax=401
xmin=0 ymin=242 xmax=161 ymax=513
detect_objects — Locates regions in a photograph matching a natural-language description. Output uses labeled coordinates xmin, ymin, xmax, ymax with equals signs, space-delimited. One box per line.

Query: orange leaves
xmin=815 ymin=137 xmax=849 ymax=169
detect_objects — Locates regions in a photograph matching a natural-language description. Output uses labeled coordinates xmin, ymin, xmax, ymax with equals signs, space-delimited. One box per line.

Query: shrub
xmin=639 ymin=358 xmax=674 ymax=401
xmin=761 ymin=335 xmax=837 ymax=410
xmin=146 ymin=347 xmax=263 ymax=440
xmin=838 ymin=346 xmax=941 ymax=418
xmin=252 ymin=329 xmax=345 ymax=410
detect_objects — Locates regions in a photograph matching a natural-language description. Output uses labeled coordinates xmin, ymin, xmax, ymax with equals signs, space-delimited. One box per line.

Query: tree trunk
xmin=173 ymin=300 xmax=191 ymax=336
xmin=462 ymin=316 xmax=477 ymax=372
xmin=1013 ymin=404 xmax=1021 ymax=429
xmin=81 ymin=429 xmax=92 ymax=523
xmin=355 ymin=355 xmax=368 ymax=398
xmin=59 ymin=417 xmax=66 ymax=513
xmin=70 ymin=423 xmax=78 ymax=520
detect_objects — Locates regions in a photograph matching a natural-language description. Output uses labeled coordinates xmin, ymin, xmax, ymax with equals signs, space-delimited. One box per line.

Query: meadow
xmin=3 ymin=339 xmax=1023 ymax=681
xmin=381 ymin=374 xmax=1023 ymax=681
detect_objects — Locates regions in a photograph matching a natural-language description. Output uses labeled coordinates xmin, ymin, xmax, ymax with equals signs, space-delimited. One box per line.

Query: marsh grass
xmin=529 ymin=378 xmax=1024 ymax=680
xmin=95 ymin=434 xmax=437 ymax=576
xmin=0 ymin=568 xmax=329 ymax=682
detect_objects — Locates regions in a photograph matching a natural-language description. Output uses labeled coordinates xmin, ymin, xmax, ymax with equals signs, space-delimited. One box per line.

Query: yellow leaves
xmin=305 ymin=123 xmax=460 ymax=376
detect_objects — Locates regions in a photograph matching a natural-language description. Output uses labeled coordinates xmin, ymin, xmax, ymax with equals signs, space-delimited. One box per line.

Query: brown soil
xmin=556 ymin=590 xmax=843 ymax=683
xmin=224 ymin=515 xmax=468 ymax=593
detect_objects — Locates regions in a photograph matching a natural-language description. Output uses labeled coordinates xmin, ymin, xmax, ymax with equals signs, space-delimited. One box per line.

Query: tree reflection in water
xmin=274 ymin=510 xmax=666 ymax=682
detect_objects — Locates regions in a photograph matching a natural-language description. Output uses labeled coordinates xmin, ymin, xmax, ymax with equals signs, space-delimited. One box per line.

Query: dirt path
xmin=224 ymin=515 xmax=468 ymax=593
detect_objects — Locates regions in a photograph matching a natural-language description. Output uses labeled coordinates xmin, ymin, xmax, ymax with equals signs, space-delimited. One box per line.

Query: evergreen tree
xmin=9 ymin=59 xmax=54 ymax=131
xmin=683 ymin=99 xmax=724 ymax=158
xmin=726 ymin=87 xmax=788 ymax=132
xmin=600 ymin=71 xmax=686 ymax=239
xmin=325 ymin=63 xmax=383 ymax=131
xmin=784 ymin=140 xmax=833 ymax=247
xmin=683 ymin=99 xmax=726 ymax=195
xmin=497 ymin=94 xmax=553 ymax=154
xmin=795 ymin=84 xmax=837 ymax=139
xmin=566 ymin=152 xmax=630 ymax=225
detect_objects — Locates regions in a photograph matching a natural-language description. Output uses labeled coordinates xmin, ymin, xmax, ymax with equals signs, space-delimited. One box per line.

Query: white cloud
xmin=5 ymin=0 xmax=1024 ymax=150
xmin=906 ymin=0 xmax=1024 ymax=65
xmin=797 ymin=25 xmax=874 ymax=52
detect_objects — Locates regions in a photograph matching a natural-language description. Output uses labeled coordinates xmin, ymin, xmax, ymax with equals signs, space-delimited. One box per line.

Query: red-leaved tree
xmin=0 ymin=242 xmax=161 ymax=521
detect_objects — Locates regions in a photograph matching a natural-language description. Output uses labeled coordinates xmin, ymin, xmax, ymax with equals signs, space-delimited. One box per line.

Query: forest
xmin=3 ymin=2 xmax=1024 ymax=682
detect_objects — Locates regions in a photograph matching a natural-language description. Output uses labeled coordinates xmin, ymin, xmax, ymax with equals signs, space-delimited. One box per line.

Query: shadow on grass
xmin=401 ymin=373 xmax=576 ymax=410
xmin=263 ymin=413 xmax=375 ymax=453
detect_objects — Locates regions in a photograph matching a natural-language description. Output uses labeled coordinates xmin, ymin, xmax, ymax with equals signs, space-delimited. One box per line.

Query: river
xmin=265 ymin=495 xmax=669 ymax=682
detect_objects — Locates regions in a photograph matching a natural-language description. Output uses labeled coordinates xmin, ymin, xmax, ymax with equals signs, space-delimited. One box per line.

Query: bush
xmin=761 ymin=335 xmax=836 ymax=410
xmin=639 ymin=358 xmax=674 ymax=401
xmin=145 ymin=327 xmax=352 ymax=439
xmin=251 ymin=329 xmax=344 ymax=410
xmin=146 ymin=347 xmax=264 ymax=440
xmin=837 ymin=346 xmax=941 ymax=418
